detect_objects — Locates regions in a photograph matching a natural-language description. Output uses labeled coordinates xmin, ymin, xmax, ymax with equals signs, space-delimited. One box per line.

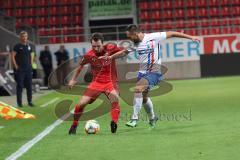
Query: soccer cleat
xmin=68 ymin=125 xmax=77 ymax=135
xmin=17 ymin=104 xmax=23 ymax=108
xmin=125 ymin=119 xmax=137 ymax=128
xmin=110 ymin=121 xmax=118 ymax=133
xmin=149 ymin=116 xmax=158 ymax=128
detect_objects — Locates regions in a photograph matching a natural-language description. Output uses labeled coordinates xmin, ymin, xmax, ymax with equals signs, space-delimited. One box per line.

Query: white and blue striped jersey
xmin=136 ymin=32 xmax=167 ymax=74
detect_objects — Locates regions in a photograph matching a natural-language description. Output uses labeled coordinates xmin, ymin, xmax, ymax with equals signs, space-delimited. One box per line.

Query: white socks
xmin=143 ymin=98 xmax=155 ymax=120
xmin=131 ymin=92 xmax=143 ymax=120
xmin=131 ymin=93 xmax=155 ymax=120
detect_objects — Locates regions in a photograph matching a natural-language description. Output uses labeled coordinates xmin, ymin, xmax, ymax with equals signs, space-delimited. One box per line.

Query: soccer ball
xmin=84 ymin=120 xmax=100 ymax=134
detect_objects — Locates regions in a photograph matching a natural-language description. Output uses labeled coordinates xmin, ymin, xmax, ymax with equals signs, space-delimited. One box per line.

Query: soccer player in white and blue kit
xmin=109 ymin=24 xmax=200 ymax=128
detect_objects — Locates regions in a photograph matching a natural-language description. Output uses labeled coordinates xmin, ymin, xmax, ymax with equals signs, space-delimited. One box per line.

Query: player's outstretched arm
xmin=109 ymin=49 xmax=129 ymax=59
xmin=99 ymin=49 xmax=129 ymax=60
xmin=166 ymin=31 xmax=201 ymax=43
xmin=68 ymin=65 xmax=83 ymax=89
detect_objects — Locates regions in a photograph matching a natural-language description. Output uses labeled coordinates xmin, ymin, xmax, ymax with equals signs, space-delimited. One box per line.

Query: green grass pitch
xmin=0 ymin=76 xmax=240 ymax=160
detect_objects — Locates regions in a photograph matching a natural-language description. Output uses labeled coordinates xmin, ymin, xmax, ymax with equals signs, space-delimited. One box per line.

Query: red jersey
xmin=81 ymin=43 xmax=123 ymax=83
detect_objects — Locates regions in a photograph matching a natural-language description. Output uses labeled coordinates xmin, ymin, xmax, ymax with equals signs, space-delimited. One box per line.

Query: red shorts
xmin=83 ymin=81 xmax=119 ymax=101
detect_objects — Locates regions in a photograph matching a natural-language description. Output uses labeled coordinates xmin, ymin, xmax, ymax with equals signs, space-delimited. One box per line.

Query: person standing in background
xmin=12 ymin=31 xmax=34 ymax=107
xmin=39 ymin=45 xmax=53 ymax=87
xmin=54 ymin=45 xmax=69 ymax=85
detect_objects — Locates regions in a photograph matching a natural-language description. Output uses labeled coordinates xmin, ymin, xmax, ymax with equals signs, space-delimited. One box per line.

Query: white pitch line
xmin=0 ymin=126 xmax=4 ymax=129
xmin=40 ymin=97 xmax=60 ymax=108
xmin=6 ymin=112 xmax=71 ymax=160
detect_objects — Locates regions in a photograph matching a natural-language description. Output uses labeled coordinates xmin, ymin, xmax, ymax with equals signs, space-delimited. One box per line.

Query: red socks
xmin=111 ymin=102 xmax=120 ymax=123
xmin=72 ymin=104 xmax=84 ymax=126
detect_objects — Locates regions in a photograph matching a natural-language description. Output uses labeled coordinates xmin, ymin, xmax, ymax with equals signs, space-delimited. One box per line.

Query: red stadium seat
xmin=209 ymin=7 xmax=219 ymax=17
xmin=50 ymin=7 xmax=57 ymax=15
xmin=232 ymin=6 xmax=240 ymax=16
xmin=73 ymin=15 xmax=82 ymax=25
xmin=38 ymin=28 xmax=48 ymax=36
xmin=162 ymin=10 xmax=173 ymax=19
xmin=186 ymin=8 xmax=197 ymax=18
xmin=220 ymin=0 xmax=230 ymax=6
xmin=140 ymin=11 xmax=150 ymax=21
xmin=232 ymin=0 xmax=240 ymax=5
xmin=36 ymin=17 xmax=48 ymax=27
xmin=49 ymin=27 xmax=61 ymax=36
xmin=174 ymin=0 xmax=184 ymax=8
xmin=49 ymin=37 xmax=62 ymax=44
xmin=222 ymin=27 xmax=232 ymax=34
xmin=232 ymin=26 xmax=240 ymax=33
xmin=175 ymin=9 xmax=184 ymax=18
xmin=15 ymin=0 xmax=23 ymax=7
xmin=74 ymin=5 xmax=82 ymax=14
xmin=25 ymin=0 xmax=34 ymax=7
xmin=36 ymin=8 xmax=48 ymax=16
xmin=186 ymin=0 xmax=195 ymax=8
xmin=140 ymin=22 xmax=152 ymax=31
xmin=175 ymin=20 xmax=185 ymax=28
xmin=162 ymin=1 xmax=172 ymax=9
xmin=61 ymin=6 xmax=69 ymax=15
xmin=151 ymin=11 xmax=161 ymax=20
xmin=139 ymin=2 xmax=148 ymax=10
xmin=198 ymin=0 xmax=207 ymax=7
xmin=186 ymin=19 xmax=197 ymax=28
xmin=220 ymin=19 xmax=228 ymax=26
xmin=209 ymin=18 xmax=221 ymax=26
xmin=15 ymin=9 xmax=23 ymax=17
xmin=62 ymin=16 xmax=72 ymax=26
xmin=209 ymin=0 xmax=218 ymax=6
xmin=3 ymin=0 xmax=13 ymax=8
xmin=150 ymin=1 xmax=161 ymax=9
xmin=72 ymin=26 xmax=83 ymax=34
xmin=211 ymin=27 xmax=221 ymax=35
xmin=221 ymin=7 xmax=231 ymax=17
xmin=37 ymin=0 xmax=47 ymax=7
xmin=185 ymin=29 xmax=197 ymax=35
xmin=15 ymin=18 xmax=22 ymax=28
xmin=5 ymin=9 xmax=14 ymax=17
xmin=153 ymin=21 xmax=161 ymax=31
xmin=60 ymin=0 xmax=69 ymax=5
xmin=198 ymin=8 xmax=207 ymax=17
xmin=24 ymin=8 xmax=34 ymax=16
xmin=200 ymin=29 xmax=210 ymax=35
xmin=162 ymin=20 xmax=173 ymax=29
xmin=200 ymin=18 xmax=209 ymax=27
xmin=25 ymin=18 xmax=35 ymax=26
xmin=49 ymin=16 xmax=60 ymax=26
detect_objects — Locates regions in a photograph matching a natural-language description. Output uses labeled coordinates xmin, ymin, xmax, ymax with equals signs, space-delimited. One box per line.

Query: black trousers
xmin=15 ymin=71 xmax=32 ymax=105
xmin=43 ymin=65 xmax=52 ymax=86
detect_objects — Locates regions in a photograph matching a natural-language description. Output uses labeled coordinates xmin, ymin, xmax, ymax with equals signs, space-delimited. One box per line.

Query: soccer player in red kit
xmin=68 ymin=33 xmax=126 ymax=134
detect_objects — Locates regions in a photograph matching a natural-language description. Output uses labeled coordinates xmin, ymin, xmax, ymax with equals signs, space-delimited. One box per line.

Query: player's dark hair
xmin=90 ymin=32 xmax=104 ymax=43
xmin=126 ymin=24 xmax=141 ymax=33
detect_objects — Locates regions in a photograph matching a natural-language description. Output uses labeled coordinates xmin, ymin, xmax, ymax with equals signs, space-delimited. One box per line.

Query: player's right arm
xmin=68 ymin=56 xmax=89 ymax=89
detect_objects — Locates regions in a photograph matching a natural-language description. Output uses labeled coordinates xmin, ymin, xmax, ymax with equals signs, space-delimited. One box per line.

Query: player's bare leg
xmin=142 ymin=90 xmax=158 ymax=128
xmin=108 ymin=90 xmax=120 ymax=133
xmin=126 ymin=78 xmax=149 ymax=127
xmin=69 ymin=95 xmax=93 ymax=135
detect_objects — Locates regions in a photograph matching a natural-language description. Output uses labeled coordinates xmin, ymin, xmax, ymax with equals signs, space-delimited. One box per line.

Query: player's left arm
xmin=166 ymin=31 xmax=200 ymax=42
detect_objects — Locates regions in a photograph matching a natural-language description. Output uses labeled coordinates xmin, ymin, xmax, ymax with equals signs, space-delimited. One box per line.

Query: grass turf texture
xmin=0 ymin=76 xmax=240 ymax=160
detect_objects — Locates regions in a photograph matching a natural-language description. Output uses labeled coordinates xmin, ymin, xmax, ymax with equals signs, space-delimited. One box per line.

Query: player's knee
xmin=134 ymin=86 xmax=144 ymax=93
xmin=79 ymin=101 xmax=88 ymax=108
